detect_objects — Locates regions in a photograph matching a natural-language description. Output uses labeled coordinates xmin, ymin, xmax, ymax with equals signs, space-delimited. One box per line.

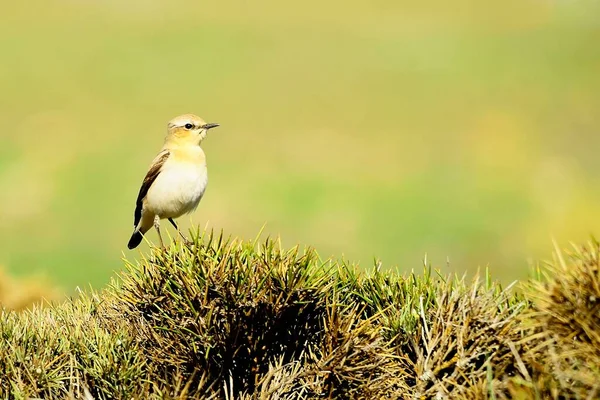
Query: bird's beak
xmin=201 ymin=123 xmax=220 ymax=130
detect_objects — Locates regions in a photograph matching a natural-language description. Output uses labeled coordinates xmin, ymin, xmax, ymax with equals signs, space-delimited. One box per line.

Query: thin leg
xmin=168 ymin=218 xmax=191 ymax=245
xmin=154 ymin=215 xmax=165 ymax=249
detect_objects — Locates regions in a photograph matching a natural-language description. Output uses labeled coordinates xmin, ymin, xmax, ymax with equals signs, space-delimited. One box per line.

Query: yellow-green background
xmin=1 ymin=0 xmax=599 ymax=292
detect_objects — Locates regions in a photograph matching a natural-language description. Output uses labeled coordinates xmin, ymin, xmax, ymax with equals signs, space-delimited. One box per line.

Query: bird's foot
xmin=180 ymin=235 xmax=193 ymax=247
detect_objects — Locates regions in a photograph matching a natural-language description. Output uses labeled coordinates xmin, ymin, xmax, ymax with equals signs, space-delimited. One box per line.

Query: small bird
xmin=127 ymin=114 xmax=219 ymax=249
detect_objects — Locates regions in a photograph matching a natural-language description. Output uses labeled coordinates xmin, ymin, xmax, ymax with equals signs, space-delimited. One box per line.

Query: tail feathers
xmin=127 ymin=230 xmax=144 ymax=249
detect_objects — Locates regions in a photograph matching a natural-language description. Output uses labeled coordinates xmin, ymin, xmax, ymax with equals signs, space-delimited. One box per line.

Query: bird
xmin=127 ymin=114 xmax=219 ymax=250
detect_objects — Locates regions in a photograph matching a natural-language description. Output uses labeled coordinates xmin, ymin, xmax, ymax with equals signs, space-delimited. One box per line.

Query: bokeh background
xmin=1 ymin=0 xmax=599 ymax=295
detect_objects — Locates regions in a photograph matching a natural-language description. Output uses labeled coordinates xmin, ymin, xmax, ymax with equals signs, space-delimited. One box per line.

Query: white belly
xmin=145 ymin=163 xmax=208 ymax=219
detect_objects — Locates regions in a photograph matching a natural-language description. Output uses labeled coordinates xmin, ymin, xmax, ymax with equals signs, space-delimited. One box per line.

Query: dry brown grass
xmin=514 ymin=240 xmax=600 ymax=398
xmin=0 ymin=265 xmax=61 ymax=311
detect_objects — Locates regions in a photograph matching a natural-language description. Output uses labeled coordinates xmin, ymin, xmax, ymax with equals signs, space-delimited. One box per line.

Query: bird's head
xmin=166 ymin=114 xmax=219 ymax=145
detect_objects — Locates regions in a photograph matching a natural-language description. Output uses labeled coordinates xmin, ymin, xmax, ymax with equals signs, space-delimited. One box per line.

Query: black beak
xmin=202 ymin=123 xmax=220 ymax=130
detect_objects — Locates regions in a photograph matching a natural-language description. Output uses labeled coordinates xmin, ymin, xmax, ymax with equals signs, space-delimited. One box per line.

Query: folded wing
xmin=133 ymin=150 xmax=170 ymax=228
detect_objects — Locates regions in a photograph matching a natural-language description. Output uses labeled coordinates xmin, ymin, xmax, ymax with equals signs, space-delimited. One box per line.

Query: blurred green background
xmin=1 ymin=0 xmax=599 ymax=292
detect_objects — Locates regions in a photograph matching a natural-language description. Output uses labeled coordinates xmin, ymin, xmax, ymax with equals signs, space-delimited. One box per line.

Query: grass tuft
xmin=1 ymin=229 xmax=599 ymax=398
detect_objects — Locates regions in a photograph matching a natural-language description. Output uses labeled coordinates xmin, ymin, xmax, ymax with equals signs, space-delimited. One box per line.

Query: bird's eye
xmin=184 ymin=123 xmax=194 ymax=130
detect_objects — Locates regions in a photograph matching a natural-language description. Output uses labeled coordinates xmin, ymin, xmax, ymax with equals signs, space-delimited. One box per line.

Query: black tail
xmin=127 ymin=230 xmax=144 ymax=249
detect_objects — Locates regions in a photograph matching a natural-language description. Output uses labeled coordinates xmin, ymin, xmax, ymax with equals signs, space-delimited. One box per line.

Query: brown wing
xmin=133 ymin=150 xmax=170 ymax=228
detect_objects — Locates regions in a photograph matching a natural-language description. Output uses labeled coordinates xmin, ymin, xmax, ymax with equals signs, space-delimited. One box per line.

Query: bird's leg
xmin=153 ymin=215 xmax=166 ymax=249
xmin=168 ymin=218 xmax=192 ymax=245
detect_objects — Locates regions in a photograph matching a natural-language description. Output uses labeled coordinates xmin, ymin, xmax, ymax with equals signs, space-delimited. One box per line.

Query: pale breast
xmin=145 ymin=153 xmax=208 ymax=219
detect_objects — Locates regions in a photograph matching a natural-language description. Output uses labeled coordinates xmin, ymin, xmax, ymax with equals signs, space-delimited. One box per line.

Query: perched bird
xmin=127 ymin=114 xmax=219 ymax=249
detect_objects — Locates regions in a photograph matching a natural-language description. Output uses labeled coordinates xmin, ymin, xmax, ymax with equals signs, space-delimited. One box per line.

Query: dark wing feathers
xmin=133 ymin=150 xmax=170 ymax=228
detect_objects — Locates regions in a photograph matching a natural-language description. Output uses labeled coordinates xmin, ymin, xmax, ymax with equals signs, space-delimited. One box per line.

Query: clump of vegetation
xmin=1 ymin=230 xmax=599 ymax=399
xmin=515 ymin=241 xmax=600 ymax=398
